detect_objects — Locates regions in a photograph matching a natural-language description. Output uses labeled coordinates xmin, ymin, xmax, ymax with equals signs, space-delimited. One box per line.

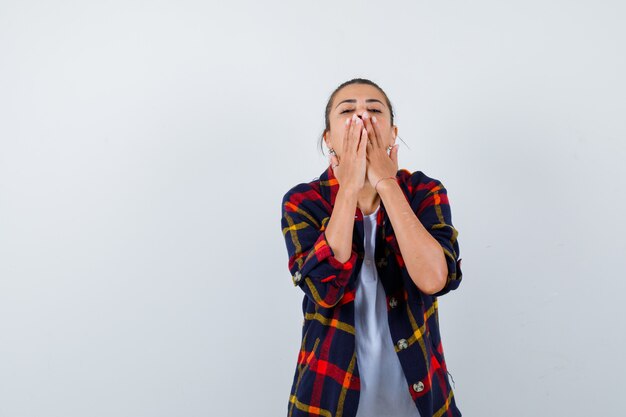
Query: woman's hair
xmin=319 ymin=77 xmax=406 ymax=156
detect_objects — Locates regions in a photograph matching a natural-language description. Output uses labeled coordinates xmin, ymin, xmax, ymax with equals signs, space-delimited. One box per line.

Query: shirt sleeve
xmin=281 ymin=186 xmax=358 ymax=308
xmin=411 ymin=176 xmax=463 ymax=298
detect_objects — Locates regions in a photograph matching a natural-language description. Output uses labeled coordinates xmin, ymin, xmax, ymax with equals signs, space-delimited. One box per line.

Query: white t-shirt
xmin=354 ymin=205 xmax=421 ymax=417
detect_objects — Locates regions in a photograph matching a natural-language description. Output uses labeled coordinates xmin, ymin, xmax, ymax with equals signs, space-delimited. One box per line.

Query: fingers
xmin=352 ymin=116 xmax=363 ymax=153
xmin=343 ymin=114 xmax=362 ymax=155
xmin=358 ymin=125 xmax=368 ymax=155
xmin=361 ymin=112 xmax=380 ymax=149
xmin=341 ymin=116 xmax=352 ymax=155
xmin=358 ymin=127 xmax=367 ymax=158
xmin=370 ymin=114 xmax=386 ymax=149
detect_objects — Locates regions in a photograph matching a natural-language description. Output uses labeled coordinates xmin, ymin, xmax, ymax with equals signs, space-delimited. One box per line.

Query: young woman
xmin=281 ymin=78 xmax=463 ymax=417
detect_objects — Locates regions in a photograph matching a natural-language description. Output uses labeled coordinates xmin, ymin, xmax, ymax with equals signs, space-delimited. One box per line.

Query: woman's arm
xmin=376 ymin=178 xmax=448 ymax=295
xmin=324 ymin=186 xmax=359 ymax=263
xmin=281 ymin=184 xmax=359 ymax=308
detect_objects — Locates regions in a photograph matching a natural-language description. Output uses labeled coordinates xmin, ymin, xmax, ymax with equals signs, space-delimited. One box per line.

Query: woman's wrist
xmin=374 ymin=176 xmax=396 ymax=192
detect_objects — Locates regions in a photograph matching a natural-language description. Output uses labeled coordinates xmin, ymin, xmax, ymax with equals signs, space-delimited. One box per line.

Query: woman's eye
xmin=340 ymin=109 xmax=382 ymax=114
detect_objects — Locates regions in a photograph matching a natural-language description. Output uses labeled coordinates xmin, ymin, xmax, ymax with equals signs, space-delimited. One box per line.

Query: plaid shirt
xmin=280 ymin=164 xmax=463 ymax=417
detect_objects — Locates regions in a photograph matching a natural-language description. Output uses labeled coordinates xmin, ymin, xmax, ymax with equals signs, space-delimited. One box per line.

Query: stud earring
xmin=328 ymin=147 xmax=336 ymax=156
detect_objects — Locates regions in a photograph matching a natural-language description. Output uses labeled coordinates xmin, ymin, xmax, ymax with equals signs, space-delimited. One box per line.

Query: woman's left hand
xmin=361 ymin=112 xmax=399 ymax=189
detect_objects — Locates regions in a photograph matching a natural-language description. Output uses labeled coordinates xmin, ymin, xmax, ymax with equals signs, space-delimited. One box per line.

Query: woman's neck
xmin=357 ymin=182 xmax=380 ymax=215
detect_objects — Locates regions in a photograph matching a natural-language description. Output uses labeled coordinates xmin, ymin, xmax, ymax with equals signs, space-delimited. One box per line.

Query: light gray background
xmin=1 ymin=1 xmax=625 ymax=416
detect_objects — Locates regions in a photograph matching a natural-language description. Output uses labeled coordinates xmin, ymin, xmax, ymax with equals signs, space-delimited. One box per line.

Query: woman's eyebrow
xmin=335 ymin=99 xmax=386 ymax=109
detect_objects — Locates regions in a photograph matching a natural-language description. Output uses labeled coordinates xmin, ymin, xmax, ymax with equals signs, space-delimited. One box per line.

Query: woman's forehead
xmin=336 ymin=84 xmax=384 ymax=100
xmin=334 ymin=86 xmax=386 ymax=108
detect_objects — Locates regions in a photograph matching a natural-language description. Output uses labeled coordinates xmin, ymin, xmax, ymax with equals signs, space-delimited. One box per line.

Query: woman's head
xmin=319 ymin=78 xmax=400 ymax=157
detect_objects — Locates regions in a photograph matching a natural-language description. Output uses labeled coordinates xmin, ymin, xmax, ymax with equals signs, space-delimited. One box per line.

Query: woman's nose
xmin=356 ymin=109 xmax=369 ymax=119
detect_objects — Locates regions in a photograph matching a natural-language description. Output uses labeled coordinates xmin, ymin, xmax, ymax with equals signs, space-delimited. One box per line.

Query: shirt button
xmin=413 ymin=381 xmax=425 ymax=392
xmin=389 ymin=297 xmax=398 ymax=308
xmin=396 ymin=338 xmax=408 ymax=350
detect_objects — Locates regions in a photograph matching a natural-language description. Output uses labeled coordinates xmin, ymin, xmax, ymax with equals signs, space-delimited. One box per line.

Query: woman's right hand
xmin=329 ymin=114 xmax=368 ymax=195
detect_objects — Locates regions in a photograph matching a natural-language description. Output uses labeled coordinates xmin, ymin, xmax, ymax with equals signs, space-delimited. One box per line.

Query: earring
xmin=328 ymin=147 xmax=336 ymax=156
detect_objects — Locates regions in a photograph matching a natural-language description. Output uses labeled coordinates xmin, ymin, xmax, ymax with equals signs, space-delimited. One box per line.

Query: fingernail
xmin=352 ymin=114 xmax=357 ymax=121
xmin=372 ymin=116 xmax=377 ymax=123
xmin=362 ymin=111 xmax=369 ymax=119
xmin=345 ymin=118 xmax=350 ymax=126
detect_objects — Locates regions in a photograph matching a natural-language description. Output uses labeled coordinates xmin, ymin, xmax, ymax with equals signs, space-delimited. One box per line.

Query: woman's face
xmin=324 ymin=83 xmax=398 ymax=158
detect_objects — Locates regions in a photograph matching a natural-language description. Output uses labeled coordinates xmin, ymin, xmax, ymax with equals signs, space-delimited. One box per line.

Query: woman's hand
xmin=361 ymin=111 xmax=399 ymax=189
xmin=328 ymin=114 xmax=367 ymax=195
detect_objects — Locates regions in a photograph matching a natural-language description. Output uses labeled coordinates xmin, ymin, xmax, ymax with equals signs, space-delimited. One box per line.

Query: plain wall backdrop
xmin=1 ymin=1 xmax=625 ymax=416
